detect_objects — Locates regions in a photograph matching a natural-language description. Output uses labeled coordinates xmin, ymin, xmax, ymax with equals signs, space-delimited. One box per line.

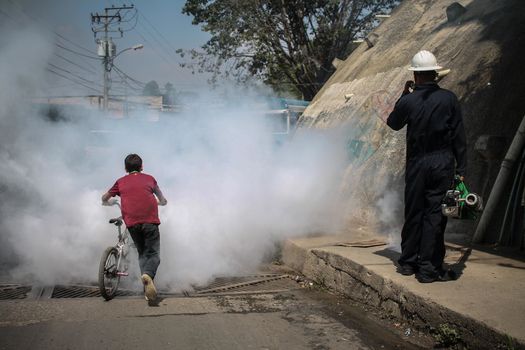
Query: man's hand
xmin=157 ymin=197 xmax=167 ymax=206
xmin=403 ymin=80 xmax=415 ymax=95
xmin=454 ymin=175 xmax=465 ymax=184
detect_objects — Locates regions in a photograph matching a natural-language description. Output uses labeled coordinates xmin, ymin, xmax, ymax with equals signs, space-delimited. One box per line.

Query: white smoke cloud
xmin=0 ymin=25 xmax=349 ymax=289
xmin=376 ymin=187 xmax=404 ymax=253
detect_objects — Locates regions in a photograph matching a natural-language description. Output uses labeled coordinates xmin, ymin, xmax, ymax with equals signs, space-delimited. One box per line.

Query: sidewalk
xmin=282 ymin=232 xmax=525 ymax=350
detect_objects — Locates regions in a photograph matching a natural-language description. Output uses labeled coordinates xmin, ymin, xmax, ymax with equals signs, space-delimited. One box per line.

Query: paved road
xmin=0 ymin=288 xmax=430 ymax=349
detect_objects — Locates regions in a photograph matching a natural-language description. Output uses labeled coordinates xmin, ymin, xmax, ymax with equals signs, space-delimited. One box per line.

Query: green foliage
xmin=503 ymin=334 xmax=515 ymax=350
xmin=142 ymin=80 xmax=161 ymax=96
xmin=180 ymin=0 xmax=399 ymax=99
xmin=433 ymin=323 xmax=463 ymax=348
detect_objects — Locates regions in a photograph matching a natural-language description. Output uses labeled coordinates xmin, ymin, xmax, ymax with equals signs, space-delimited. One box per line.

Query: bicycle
xmin=98 ymin=201 xmax=131 ymax=301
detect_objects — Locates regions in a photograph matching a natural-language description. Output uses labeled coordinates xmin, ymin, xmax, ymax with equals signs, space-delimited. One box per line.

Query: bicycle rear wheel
xmin=98 ymin=246 xmax=120 ymax=300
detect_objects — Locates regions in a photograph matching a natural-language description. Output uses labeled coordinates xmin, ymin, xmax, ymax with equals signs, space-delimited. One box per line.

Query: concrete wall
xmin=299 ymin=0 xmax=525 ymax=241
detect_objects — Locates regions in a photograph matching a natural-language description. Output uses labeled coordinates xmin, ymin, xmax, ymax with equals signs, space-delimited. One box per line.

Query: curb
xmin=282 ymin=239 xmax=524 ymax=350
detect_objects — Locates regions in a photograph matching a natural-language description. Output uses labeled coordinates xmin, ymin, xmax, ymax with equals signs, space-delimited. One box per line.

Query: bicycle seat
xmin=109 ymin=217 xmax=123 ymax=226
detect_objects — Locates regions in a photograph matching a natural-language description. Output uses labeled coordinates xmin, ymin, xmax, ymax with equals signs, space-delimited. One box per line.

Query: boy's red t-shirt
xmin=107 ymin=172 xmax=161 ymax=227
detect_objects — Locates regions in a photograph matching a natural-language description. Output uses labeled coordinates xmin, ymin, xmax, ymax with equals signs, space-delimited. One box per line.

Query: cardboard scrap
xmin=335 ymin=239 xmax=387 ymax=248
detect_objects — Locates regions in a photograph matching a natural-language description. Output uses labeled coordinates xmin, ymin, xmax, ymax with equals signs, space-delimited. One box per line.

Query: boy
xmin=102 ymin=154 xmax=167 ymax=301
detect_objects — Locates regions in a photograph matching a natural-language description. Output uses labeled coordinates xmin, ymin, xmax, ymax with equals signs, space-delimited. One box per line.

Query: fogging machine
xmin=441 ymin=176 xmax=483 ymax=219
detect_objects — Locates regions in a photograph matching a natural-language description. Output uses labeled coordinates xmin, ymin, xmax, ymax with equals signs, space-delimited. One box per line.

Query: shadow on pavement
xmin=373 ymin=246 xmax=471 ymax=280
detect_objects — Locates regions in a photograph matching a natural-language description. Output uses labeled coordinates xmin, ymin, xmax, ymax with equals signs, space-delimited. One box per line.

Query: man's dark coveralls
xmin=387 ymin=81 xmax=467 ymax=280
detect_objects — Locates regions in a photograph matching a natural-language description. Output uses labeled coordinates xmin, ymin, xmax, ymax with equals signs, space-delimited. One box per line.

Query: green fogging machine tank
xmin=441 ymin=176 xmax=483 ymax=219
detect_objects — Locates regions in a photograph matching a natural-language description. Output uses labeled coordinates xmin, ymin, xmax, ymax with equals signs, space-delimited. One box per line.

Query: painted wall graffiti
xmin=345 ymin=89 xmax=399 ymax=164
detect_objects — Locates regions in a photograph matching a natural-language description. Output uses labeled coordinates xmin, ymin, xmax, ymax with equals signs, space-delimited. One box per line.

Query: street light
xmin=103 ymin=43 xmax=144 ymax=110
xmin=114 ymin=43 xmax=144 ymax=58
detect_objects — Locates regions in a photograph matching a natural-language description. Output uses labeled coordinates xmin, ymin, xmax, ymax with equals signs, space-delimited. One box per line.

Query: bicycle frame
xmin=100 ymin=200 xmax=136 ymax=300
xmin=114 ymin=222 xmax=130 ymax=277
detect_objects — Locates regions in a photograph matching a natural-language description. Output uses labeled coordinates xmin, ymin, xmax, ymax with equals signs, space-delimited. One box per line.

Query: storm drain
xmin=188 ymin=274 xmax=298 ymax=296
xmin=51 ymin=285 xmax=140 ymax=299
xmin=0 ymin=274 xmax=299 ymax=300
xmin=0 ymin=285 xmax=32 ymax=300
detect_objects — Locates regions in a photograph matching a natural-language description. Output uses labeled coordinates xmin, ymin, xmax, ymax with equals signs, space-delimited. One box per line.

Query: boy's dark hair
xmin=125 ymin=154 xmax=142 ymax=173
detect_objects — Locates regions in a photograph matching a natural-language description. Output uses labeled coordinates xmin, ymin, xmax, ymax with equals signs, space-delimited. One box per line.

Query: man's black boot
xmin=398 ymin=265 xmax=417 ymax=276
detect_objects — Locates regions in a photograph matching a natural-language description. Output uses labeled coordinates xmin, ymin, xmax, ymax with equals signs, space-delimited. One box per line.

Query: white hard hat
xmin=408 ymin=50 xmax=442 ymax=71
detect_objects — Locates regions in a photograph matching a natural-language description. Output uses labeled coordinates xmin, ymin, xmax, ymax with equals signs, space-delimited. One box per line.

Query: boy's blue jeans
xmin=128 ymin=223 xmax=161 ymax=279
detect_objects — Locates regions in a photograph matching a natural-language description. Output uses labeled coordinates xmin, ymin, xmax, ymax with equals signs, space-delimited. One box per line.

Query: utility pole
xmin=91 ymin=4 xmax=134 ymax=111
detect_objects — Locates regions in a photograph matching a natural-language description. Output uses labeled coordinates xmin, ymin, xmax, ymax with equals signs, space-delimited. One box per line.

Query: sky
xmin=0 ymin=0 xmax=212 ymax=96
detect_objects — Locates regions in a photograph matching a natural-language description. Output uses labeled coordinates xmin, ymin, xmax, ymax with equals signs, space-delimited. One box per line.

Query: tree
xmin=163 ymin=82 xmax=178 ymax=105
xmin=180 ymin=0 xmax=398 ymax=100
xmin=142 ymin=80 xmax=161 ymax=96
xmin=164 ymin=82 xmax=175 ymax=95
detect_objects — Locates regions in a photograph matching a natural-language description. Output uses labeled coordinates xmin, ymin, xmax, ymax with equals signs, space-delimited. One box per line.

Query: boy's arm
xmin=101 ymin=192 xmax=112 ymax=204
xmin=102 ymin=181 xmax=119 ymax=205
xmin=101 ymin=192 xmax=119 ymax=206
xmin=153 ymin=186 xmax=167 ymax=206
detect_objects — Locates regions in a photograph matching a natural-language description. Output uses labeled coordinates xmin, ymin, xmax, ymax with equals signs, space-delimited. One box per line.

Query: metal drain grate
xmin=0 ymin=274 xmax=299 ymax=300
xmin=52 ymin=285 xmax=101 ymax=298
xmin=0 ymin=285 xmax=31 ymax=300
xmin=51 ymin=285 xmax=140 ymax=298
xmin=190 ymin=274 xmax=297 ymax=296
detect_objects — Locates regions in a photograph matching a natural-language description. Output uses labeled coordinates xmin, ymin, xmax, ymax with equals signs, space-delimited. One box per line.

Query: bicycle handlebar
xmin=109 ymin=217 xmax=123 ymax=226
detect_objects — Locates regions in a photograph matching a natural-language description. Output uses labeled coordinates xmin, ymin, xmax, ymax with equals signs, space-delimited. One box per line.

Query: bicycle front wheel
xmin=98 ymin=246 xmax=120 ymax=300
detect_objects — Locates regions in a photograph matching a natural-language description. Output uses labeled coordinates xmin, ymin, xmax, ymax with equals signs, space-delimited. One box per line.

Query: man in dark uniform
xmin=387 ymin=50 xmax=467 ymax=283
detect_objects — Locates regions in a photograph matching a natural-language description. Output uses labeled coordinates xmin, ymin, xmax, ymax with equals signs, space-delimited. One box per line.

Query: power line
xmin=113 ymin=65 xmax=145 ymax=86
xmin=121 ymin=13 xmax=139 ymax=32
xmin=121 ymin=8 xmax=180 ymax=67
xmin=135 ymin=26 xmax=179 ymax=70
xmin=55 ymin=43 xmax=101 ymax=60
xmin=114 ymin=77 xmax=143 ymax=92
xmin=46 ymin=83 xmax=83 ymax=89
xmin=112 ymin=68 xmax=142 ymax=90
xmin=53 ymin=42 xmax=100 ymax=72
xmin=91 ymin=4 xmax=136 ymax=110
xmin=0 ymin=8 xmax=17 ymax=23
xmin=138 ymin=11 xmax=171 ymax=44
xmin=5 ymin=0 xmax=96 ymax=57
xmin=47 ymin=63 xmax=103 ymax=88
xmin=53 ymin=52 xmax=97 ymax=75
xmin=54 ymin=32 xmax=97 ymax=57
xmin=4 ymin=0 xmax=94 ymax=55
xmin=46 ymin=68 xmax=102 ymax=93
xmin=119 ymin=9 xmax=137 ymax=22
xmin=137 ymin=10 xmax=177 ymax=56
xmin=114 ymin=80 xmax=143 ymax=93
xmin=2 ymin=1 xmax=102 ymax=75
xmin=108 ymin=2 xmax=174 ymax=60
xmin=136 ymin=23 xmax=173 ymax=61
xmin=91 ymin=5 xmax=136 ymax=40
xmin=1 ymin=4 xmax=104 ymax=91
